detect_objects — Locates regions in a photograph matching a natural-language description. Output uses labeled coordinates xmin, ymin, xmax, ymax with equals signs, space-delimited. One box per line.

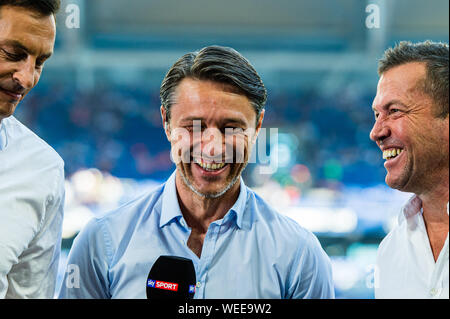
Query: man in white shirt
xmin=370 ymin=41 xmax=449 ymax=298
xmin=0 ymin=0 xmax=64 ymax=298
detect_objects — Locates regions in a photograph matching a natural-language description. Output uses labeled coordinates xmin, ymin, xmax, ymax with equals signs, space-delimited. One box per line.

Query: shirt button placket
xmin=196 ymin=224 xmax=218 ymax=298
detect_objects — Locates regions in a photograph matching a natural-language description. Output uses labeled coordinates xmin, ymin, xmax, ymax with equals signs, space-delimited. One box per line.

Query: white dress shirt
xmin=0 ymin=116 xmax=65 ymax=298
xmin=375 ymin=195 xmax=449 ymax=299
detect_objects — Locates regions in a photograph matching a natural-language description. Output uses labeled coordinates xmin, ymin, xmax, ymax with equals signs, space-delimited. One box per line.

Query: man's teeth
xmin=382 ymin=148 xmax=403 ymax=160
xmin=195 ymin=159 xmax=226 ymax=171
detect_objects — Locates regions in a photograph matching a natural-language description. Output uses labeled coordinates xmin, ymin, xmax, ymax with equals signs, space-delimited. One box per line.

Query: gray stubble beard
xmin=176 ymin=162 xmax=247 ymax=199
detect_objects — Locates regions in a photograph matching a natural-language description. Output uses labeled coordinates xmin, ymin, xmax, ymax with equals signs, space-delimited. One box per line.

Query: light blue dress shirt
xmin=58 ymin=170 xmax=334 ymax=299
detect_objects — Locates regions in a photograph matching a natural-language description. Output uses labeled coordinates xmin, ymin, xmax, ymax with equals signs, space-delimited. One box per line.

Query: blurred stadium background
xmin=14 ymin=0 xmax=448 ymax=298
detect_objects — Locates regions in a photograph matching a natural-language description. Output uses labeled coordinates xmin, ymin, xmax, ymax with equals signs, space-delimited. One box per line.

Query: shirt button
xmin=430 ymin=288 xmax=438 ymax=297
xmin=46 ymin=195 xmax=54 ymax=206
xmin=196 ymin=282 xmax=202 ymax=288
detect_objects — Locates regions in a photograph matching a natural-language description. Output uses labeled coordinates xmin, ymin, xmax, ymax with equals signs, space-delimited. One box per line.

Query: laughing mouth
xmin=194 ymin=158 xmax=228 ymax=171
xmin=382 ymin=148 xmax=403 ymax=160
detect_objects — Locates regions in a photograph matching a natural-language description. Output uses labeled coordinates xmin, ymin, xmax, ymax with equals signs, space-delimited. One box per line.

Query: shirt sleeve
xmin=57 ymin=216 xmax=112 ymax=299
xmin=287 ymin=233 xmax=335 ymax=299
xmin=5 ymin=166 xmax=65 ymax=299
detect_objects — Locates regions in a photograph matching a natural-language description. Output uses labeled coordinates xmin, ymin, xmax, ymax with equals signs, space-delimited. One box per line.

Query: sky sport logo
xmin=189 ymin=285 xmax=196 ymax=294
xmin=147 ymin=279 xmax=179 ymax=292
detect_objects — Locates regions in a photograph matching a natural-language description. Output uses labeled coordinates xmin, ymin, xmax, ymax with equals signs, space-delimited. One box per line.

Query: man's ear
xmin=160 ymin=105 xmax=170 ymax=141
xmin=252 ymin=109 xmax=265 ymax=144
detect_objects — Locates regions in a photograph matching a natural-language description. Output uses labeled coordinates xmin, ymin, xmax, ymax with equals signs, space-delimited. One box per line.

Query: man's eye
xmin=1 ymin=49 xmax=22 ymax=61
xmin=389 ymin=108 xmax=400 ymax=114
xmin=184 ymin=125 xmax=205 ymax=131
xmin=224 ymin=127 xmax=244 ymax=134
xmin=36 ymin=59 xmax=45 ymax=68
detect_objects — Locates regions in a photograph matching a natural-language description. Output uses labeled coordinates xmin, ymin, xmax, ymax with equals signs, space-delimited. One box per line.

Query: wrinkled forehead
xmin=372 ymin=62 xmax=428 ymax=110
xmin=171 ymin=78 xmax=256 ymax=125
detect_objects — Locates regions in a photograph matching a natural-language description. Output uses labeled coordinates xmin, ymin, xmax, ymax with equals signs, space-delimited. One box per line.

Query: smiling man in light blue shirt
xmin=59 ymin=46 xmax=334 ymax=299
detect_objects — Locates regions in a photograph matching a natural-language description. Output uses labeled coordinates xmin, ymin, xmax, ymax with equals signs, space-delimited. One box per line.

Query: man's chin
xmin=386 ymin=179 xmax=403 ymax=191
xmin=385 ymin=172 xmax=411 ymax=192
xmin=177 ymin=165 xmax=240 ymax=199
xmin=0 ymin=104 xmax=16 ymax=119
xmin=187 ymin=177 xmax=239 ymax=199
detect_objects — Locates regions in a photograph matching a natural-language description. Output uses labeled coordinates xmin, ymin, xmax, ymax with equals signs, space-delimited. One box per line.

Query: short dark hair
xmin=378 ymin=40 xmax=449 ymax=118
xmin=160 ymin=45 xmax=267 ymax=124
xmin=0 ymin=0 xmax=61 ymax=17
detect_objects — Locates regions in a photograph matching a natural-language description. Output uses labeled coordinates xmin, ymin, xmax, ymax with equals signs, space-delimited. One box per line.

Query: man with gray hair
xmin=59 ymin=45 xmax=334 ymax=299
xmin=370 ymin=41 xmax=449 ymax=298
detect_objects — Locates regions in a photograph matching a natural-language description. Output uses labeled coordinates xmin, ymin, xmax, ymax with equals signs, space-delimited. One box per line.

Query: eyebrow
xmin=0 ymin=39 xmax=53 ymax=60
xmin=178 ymin=117 xmax=203 ymax=124
xmin=222 ymin=118 xmax=248 ymax=127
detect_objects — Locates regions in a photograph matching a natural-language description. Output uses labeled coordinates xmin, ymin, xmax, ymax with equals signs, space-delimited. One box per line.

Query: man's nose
xmin=192 ymin=127 xmax=225 ymax=159
xmin=204 ymin=129 xmax=226 ymax=158
xmin=370 ymin=116 xmax=390 ymax=143
xmin=12 ymin=59 xmax=36 ymax=90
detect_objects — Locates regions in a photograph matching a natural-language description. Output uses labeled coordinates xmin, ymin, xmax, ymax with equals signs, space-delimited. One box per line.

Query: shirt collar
xmin=223 ymin=176 xmax=248 ymax=229
xmin=399 ymin=195 xmax=450 ymax=225
xmin=159 ymin=169 xmax=249 ymax=230
xmin=159 ymin=170 xmax=183 ymax=228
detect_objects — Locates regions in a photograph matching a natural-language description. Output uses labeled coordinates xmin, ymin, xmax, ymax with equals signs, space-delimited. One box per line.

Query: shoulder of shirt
xmin=87 ymin=182 xmax=165 ymax=232
xmin=75 ymin=183 xmax=165 ymax=263
xmin=247 ymin=188 xmax=318 ymax=243
xmin=4 ymin=116 xmax=63 ymax=167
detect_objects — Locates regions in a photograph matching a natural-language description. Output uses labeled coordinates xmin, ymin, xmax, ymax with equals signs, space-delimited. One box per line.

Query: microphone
xmin=146 ymin=255 xmax=196 ymax=299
